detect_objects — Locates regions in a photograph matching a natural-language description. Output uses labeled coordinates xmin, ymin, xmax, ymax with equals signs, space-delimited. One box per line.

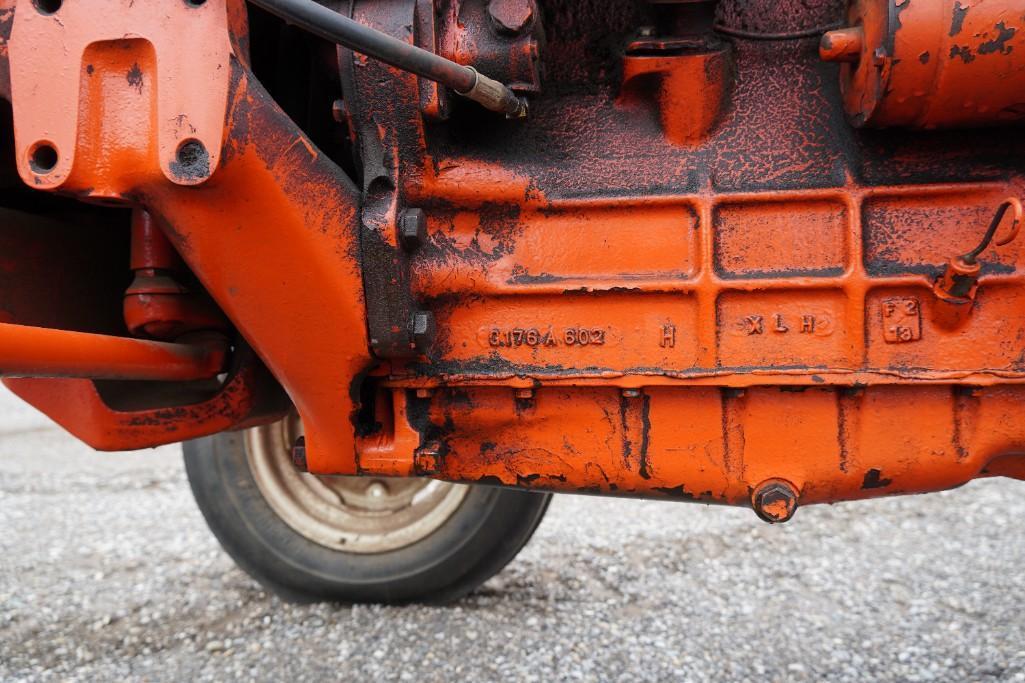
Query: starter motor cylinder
xmin=821 ymin=0 xmax=1025 ymax=129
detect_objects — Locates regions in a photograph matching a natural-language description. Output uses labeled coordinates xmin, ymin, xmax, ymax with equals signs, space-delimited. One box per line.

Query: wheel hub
xmin=245 ymin=414 xmax=468 ymax=553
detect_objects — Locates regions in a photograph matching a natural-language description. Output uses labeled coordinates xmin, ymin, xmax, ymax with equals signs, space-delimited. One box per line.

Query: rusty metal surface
xmin=338 ymin=0 xmax=425 ymax=359
xmin=0 ymin=0 xmax=1024 ymax=516
xmin=355 ymin=385 xmax=1025 ymax=510
xmin=3 ymin=0 xmax=373 ymax=472
xmin=437 ymin=0 xmax=544 ymax=93
xmin=822 ymin=0 xmax=1025 ymax=128
xmin=328 ymin=0 xmax=1025 ymax=510
xmin=401 ymin=184 xmax=1025 ymax=387
xmin=717 ymin=0 xmax=845 ymax=37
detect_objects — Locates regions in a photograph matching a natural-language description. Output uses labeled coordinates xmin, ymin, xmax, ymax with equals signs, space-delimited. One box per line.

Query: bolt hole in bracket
xmin=8 ymin=0 xmax=233 ymax=193
xmin=31 ymin=0 xmax=61 ymax=16
xmin=28 ymin=141 xmax=58 ymax=174
xmin=5 ymin=0 xmax=374 ymax=476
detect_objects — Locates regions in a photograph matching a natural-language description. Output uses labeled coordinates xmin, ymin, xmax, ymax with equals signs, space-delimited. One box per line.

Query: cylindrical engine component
xmin=124 ymin=210 xmax=229 ymax=340
xmin=821 ymin=0 xmax=1025 ymax=128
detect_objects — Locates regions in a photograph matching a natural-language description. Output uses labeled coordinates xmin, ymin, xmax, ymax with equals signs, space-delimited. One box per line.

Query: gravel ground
xmin=2 ymin=390 xmax=1025 ymax=683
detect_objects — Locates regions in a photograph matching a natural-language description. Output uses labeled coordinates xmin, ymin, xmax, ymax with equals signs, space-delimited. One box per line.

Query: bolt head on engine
xmin=398 ymin=208 xmax=427 ymax=251
xmin=487 ymin=0 xmax=535 ymax=34
xmin=752 ymin=480 xmax=799 ymax=524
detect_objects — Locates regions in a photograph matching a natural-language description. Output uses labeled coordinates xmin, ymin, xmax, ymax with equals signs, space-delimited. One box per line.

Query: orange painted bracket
xmin=3 ymin=354 xmax=286 ymax=451
xmin=355 ymin=390 xmax=421 ymax=477
xmin=5 ymin=1 xmax=373 ymax=472
xmin=8 ymin=0 xmax=232 ymax=189
xmin=0 ymin=322 xmax=225 ymax=381
xmin=140 ymin=68 xmax=374 ymax=475
xmin=619 ymin=39 xmax=732 ymax=145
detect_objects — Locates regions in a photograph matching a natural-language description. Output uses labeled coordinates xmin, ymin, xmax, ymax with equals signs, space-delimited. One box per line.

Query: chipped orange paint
xmin=823 ymin=0 xmax=1025 ymax=128
xmin=357 ymin=171 xmax=1025 ymax=506
xmin=4 ymin=0 xmax=372 ymax=473
xmin=362 ymin=172 xmax=1025 ymax=503
xmin=354 ymin=385 xmax=1025 ymax=510
xmin=1 ymin=0 xmax=1024 ymax=520
xmin=403 ymin=183 xmax=1025 ymax=385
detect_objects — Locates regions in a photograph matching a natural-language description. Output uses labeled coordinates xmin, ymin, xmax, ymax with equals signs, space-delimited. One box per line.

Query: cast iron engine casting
xmin=0 ymin=0 xmax=1024 ymax=522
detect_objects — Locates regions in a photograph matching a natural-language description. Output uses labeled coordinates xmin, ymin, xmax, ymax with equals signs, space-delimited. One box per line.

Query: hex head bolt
xmin=751 ymin=479 xmax=799 ymax=524
xmin=291 ymin=436 xmax=308 ymax=472
xmin=398 ymin=208 xmax=427 ymax=251
xmin=414 ymin=441 xmax=442 ymax=475
xmin=487 ymin=0 xmax=535 ymax=35
xmin=331 ymin=98 xmax=346 ymax=123
xmin=409 ymin=310 xmax=436 ymax=350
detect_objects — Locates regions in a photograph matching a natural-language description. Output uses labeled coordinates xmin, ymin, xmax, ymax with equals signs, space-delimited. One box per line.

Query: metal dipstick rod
xmin=247 ymin=0 xmax=528 ymax=117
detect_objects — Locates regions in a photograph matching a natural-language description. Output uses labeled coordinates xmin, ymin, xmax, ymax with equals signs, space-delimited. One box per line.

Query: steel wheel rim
xmin=245 ymin=413 xmax=468 ymax=554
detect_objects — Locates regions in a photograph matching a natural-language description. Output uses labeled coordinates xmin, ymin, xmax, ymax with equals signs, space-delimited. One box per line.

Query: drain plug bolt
xmin=751 ymin=479 xmax=799 ymax=524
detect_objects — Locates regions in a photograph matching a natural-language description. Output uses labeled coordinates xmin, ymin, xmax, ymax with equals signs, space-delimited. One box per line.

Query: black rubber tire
xmin=183 ymin=431 xmax=552 ymax=604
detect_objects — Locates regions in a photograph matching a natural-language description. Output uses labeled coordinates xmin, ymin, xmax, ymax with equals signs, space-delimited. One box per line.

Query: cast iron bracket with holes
xmin=7 ymin=0 xmax=233 ymax=195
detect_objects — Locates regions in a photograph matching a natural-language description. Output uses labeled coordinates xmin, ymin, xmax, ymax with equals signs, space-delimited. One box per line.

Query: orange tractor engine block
xmin=0 ymin=0 xmax=1024 ymax=523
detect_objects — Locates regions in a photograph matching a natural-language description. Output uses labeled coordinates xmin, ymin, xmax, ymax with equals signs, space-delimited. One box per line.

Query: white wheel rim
xmin=244 ymin=413 xmax=468 ymax=554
